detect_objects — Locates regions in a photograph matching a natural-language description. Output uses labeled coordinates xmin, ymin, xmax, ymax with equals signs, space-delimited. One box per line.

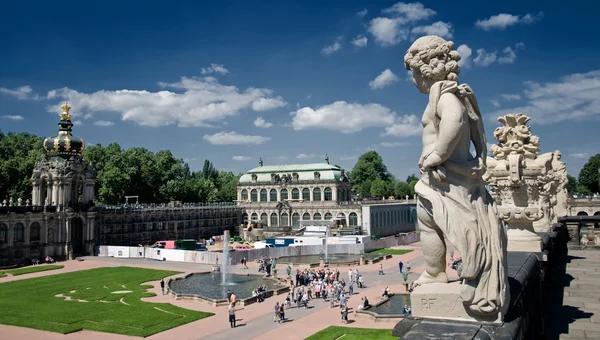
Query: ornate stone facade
xmin=485 ymin=113 xmax=555 ymax=251
xmin=237 ymin=157 xmax=362 ymax=229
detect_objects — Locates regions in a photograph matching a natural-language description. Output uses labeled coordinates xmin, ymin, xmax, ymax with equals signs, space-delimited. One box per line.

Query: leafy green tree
xmin=578 ymin=154 xmax=600 ymax=194
xmin=370 ymin=178 xmax=391 ymax=198
xmin=395 ymin=181 xmax=411 ymax=199
xmin=408 ymin=179 xmax=419 ymax=198
xmin=350 ymin=151 xmax=391 ymax=197
xmin=360 ymin=180 xmax=372 ymax=199
xmin=406 ymin=174 xmax=418 ymax=183
xmin=0 ymin=131 xmax=44 ymax=201
xmin=566 ymin=175 xmax=579 ymax=194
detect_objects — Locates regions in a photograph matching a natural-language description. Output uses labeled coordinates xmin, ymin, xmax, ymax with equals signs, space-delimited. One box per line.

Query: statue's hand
xmin=422 ymin=152 xmax=443 ymax=169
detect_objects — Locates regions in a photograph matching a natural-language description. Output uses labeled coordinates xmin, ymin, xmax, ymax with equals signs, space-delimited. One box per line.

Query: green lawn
xmin=2 ymin=265 xmax=64 ymax=276
xmin=0 ymin=267 xmax=213 ymax=337
xmin=306 ymin=326 xmax=396 ymax=340
xmin=369 ymin=248 xmax=413 ymax=255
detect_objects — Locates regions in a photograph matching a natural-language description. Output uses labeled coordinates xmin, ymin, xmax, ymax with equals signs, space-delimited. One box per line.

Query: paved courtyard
xmin=0 ymin=244 xmax=439 ymax=340
xmin=550 ymin=249 xmax=600 ymax=340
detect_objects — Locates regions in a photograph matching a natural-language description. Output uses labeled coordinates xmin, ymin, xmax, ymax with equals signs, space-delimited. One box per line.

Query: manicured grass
xmin=369 ymin=248 xmax=413 ymax=255
xmin=0 ymin=267 xmax=213 ymax=337
xmin=3 ymin=265 xmax=64 ymax=276
xmin=306 ymin=326 xmax=396 ymax=340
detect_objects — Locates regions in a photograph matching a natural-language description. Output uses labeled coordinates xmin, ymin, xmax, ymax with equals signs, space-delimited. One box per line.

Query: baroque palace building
xmin=0 ymin=103 xmax=242 ymax=266
xmin=237 ymin=156 xmax=361 ymax=229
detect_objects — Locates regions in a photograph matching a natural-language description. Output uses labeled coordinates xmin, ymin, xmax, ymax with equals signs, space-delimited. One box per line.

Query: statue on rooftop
xmin=405 ymin=35 xmax=509 ymax=317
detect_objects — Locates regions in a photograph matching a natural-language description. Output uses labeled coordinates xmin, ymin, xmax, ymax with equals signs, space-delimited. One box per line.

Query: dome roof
xmin=43 ymin=102 xmax=86 ymax=157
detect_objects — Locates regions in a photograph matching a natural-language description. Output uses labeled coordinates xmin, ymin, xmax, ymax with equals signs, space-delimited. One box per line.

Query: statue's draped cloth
xmin=416 ymin=80 xmax=509 ymax=315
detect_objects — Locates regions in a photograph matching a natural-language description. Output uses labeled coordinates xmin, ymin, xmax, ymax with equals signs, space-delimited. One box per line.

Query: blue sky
xmin=1 ymin=0 xmax=599 ymax=181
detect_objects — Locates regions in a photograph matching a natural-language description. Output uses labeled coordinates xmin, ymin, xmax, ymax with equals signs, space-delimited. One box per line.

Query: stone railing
xmin=0 ymin=205 xmax=57 ymax=214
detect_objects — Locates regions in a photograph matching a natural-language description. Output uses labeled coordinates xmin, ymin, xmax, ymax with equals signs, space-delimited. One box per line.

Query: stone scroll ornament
xmin=485 ymin=114 xmax=556 ymax=246
xmin=405 ymin=35 xmax=510 ymax=317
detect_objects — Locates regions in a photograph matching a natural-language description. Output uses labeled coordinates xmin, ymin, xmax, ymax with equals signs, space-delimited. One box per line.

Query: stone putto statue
xmin=405 ymin=36 xmax=509 ymax=317
xmin=551 ymin=150 xmax=569 ymax=220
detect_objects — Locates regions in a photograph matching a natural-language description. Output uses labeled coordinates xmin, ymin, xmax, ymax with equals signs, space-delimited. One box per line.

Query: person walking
xmin=349 ymin=279 xmax=354 ymax=295
xmin=160 ymin=279 xmax=165 ymax=295
xmin=228 ymin=304 xmax=236 ymax=328
xmin=399 ymin=261 xmax=404 ymax=273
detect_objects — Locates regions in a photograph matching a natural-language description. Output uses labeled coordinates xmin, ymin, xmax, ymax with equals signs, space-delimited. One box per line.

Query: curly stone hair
xmin=404 ymin=35 xmax=462 ymax=82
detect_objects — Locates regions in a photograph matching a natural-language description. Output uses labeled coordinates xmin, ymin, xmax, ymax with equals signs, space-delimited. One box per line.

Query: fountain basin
xmin=277 ymin=253 xmax=390 ymax=267
xmin=168 ymin=272 xmax=288 ymax=306
xmin=355 ymin=294 xmax=412 ymax=324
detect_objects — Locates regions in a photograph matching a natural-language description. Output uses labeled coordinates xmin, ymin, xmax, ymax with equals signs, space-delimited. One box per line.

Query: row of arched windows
xmin=0 ymin=222 xmax=41 ymax=243
xmin=241 ymin=187 xmax=334 ymax=202
xmin=244 ymin=212 xmax=358 ymax=227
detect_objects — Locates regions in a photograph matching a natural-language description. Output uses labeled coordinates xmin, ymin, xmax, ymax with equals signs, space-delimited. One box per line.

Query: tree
xmin=566 ymin=175 xmax=579 ymax=194
xmin=408 ymin=179 xmax=418 ymax=198
xmin=406 ymin=174 xmax=418 ymax=183
xmin=395 ymin=181 xmax=411 ymax=199
xmin=350 ymin=151 xmax=391 ymax=197
xmin=578 ymin=154 xmax=600 ymax=194
xmin=0 ymin=131 xmax=44 ymax=201
xmin=370 ymin=178 xmax=390 ymax=198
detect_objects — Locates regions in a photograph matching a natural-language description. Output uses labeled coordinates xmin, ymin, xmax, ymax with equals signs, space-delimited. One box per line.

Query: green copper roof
xmin=239 ymin=162 xmax=347 ymax=183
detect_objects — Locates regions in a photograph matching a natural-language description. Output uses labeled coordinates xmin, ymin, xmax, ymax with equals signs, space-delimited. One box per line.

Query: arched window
xmin=302 ymin=212 xmax=311 ymax=220
xmin=270 ymin=213 xmax=279 ymax=226
xmin=260 ymin=189 xmax=268 ymax=202
xmin=30 ymin=222 xmax=41 ymax=242
xmin=251 ymin=213 xmax=258 ymax=221
xmin=324 ymin=187 xmax=332 ymax=201
xmin=270 ymin=189 xmax=278 ymax=202
xmin=292 ymin=188 xmax=300 ymax=200
xmin=0 ymin=223 xmax=7 ymax=243
xmin=260 ymin=213 xmax=268 ymax=225
xmin=349 ymin=212 xmax=358 ymax=226
xmin=280 ymin=213 xmax=289 ymax=226
xmin=241 ymin=189 xmax=248 ymax=201
xmin=243 ymin=213 xmax=248 ymax=222
xmin=313 ymin=212 xmax=322 ymax=220
xmin=251 ymin=189 xmax=258 ymax=202
xmin=302 ymin=188 xmax=311 ymax=201
xmin=313 ymin=188 xmax=321 ymax=201
xmin=292 ymin=213 xmax=300 ymax=227
xmin=14 ymin=223 xmax=25 ymax=242
xmin=324 ymin=212 xmax=333 ymax=221
xmin=281 ymin=189 xmax=288 ymax=200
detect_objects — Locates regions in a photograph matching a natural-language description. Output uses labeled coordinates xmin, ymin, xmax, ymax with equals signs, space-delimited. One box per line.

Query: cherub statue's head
xmin=554 ymin=150 xmax=562 ymax=160
xmin=404 ymin=35 xmax=461 ymax=94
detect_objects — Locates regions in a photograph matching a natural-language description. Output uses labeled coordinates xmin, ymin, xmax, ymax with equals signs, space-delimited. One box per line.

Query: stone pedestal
xmin=360 ymin=255 xmax=365 ymax=266
xmin=411 ymin=281 xmax=502 ymax=323
xmin=506 ymin=226 xmax=542 ymax=252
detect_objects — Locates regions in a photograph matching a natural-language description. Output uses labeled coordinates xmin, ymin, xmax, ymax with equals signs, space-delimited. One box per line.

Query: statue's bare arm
xmin=423 ymin=93 xmax=465 ymax=168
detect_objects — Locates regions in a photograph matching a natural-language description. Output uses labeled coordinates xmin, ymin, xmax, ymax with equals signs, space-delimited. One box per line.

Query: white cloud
xmin=473 ymin=49 xmax=497 ymax=67
xmin=489 ymin=70 xmax=600 ymax=124
xmin=297 ymin=153 xmax=316 ymax=159
xmin=516 ymin=42 xmax=526 ymax=50
xmin=381 ymin=114 xmax=422 ymax=137
xmin=357 ymin=9 xmax=368 ymax=17
xmin=368 ymin=17 xmax=408 ymax=46
xmin=253 ymin=117 xmax=273 ymax=128
xmin=379 ymin=141 xmax=409 ymax=147
xmin=369 ymin=69 xmax=399 ymax=89
xmin=382 ymin=2 xmax=436 ymax=21
xmin=251 ymin=97 xmax=287 ymax=111
xmin=339 ymin=155 xmax=358 ymax=161
xmin=43 ymin=76 xmax=286 ymax=127
xmin=93 ymin=120 xmax=114 ymax=127
xmin=1 ymin=115 xmax=24 ymax=120
xmin=72 ymin=120 xmax=83 ymax=126
xmin=457 ymin=44 xmax=472 ymax=69
xmin=569 ymin=153 xmax=590 ymax=159
xmin=201 ymin=64 xmax=229 ymax=75
xmin=411 ymin=21 xmax=453 ymax=39
xmin=498 ymin=46 xmax=517 ymax=64
xmin=0 ymin=85 xmax=40 ymax=100
xmin=500 ymin=93 xmax=521 ymax=101
xmin=203 ymin=131 xmax=271 ymax=145
xmin=232 ymin=156 xmax=253 ymax=161
xmin=475 ymin=12 xmax=544 ymax=31
xmin=291 ymin=101 xmax=396 ymax=133
xmin=351 ymin=35 xmax=368 ymax=48
xmin=368 ymin=2 xmax=436 ymax=46
xmin=490 ymin=100 xmax=500 ymax=108
xmin=322 ymin=41 xmax=342 ymax=55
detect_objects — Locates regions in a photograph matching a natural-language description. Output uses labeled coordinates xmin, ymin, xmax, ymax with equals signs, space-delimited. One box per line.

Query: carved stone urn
xmin=484 ymin=114 xmax=553 ymax=252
